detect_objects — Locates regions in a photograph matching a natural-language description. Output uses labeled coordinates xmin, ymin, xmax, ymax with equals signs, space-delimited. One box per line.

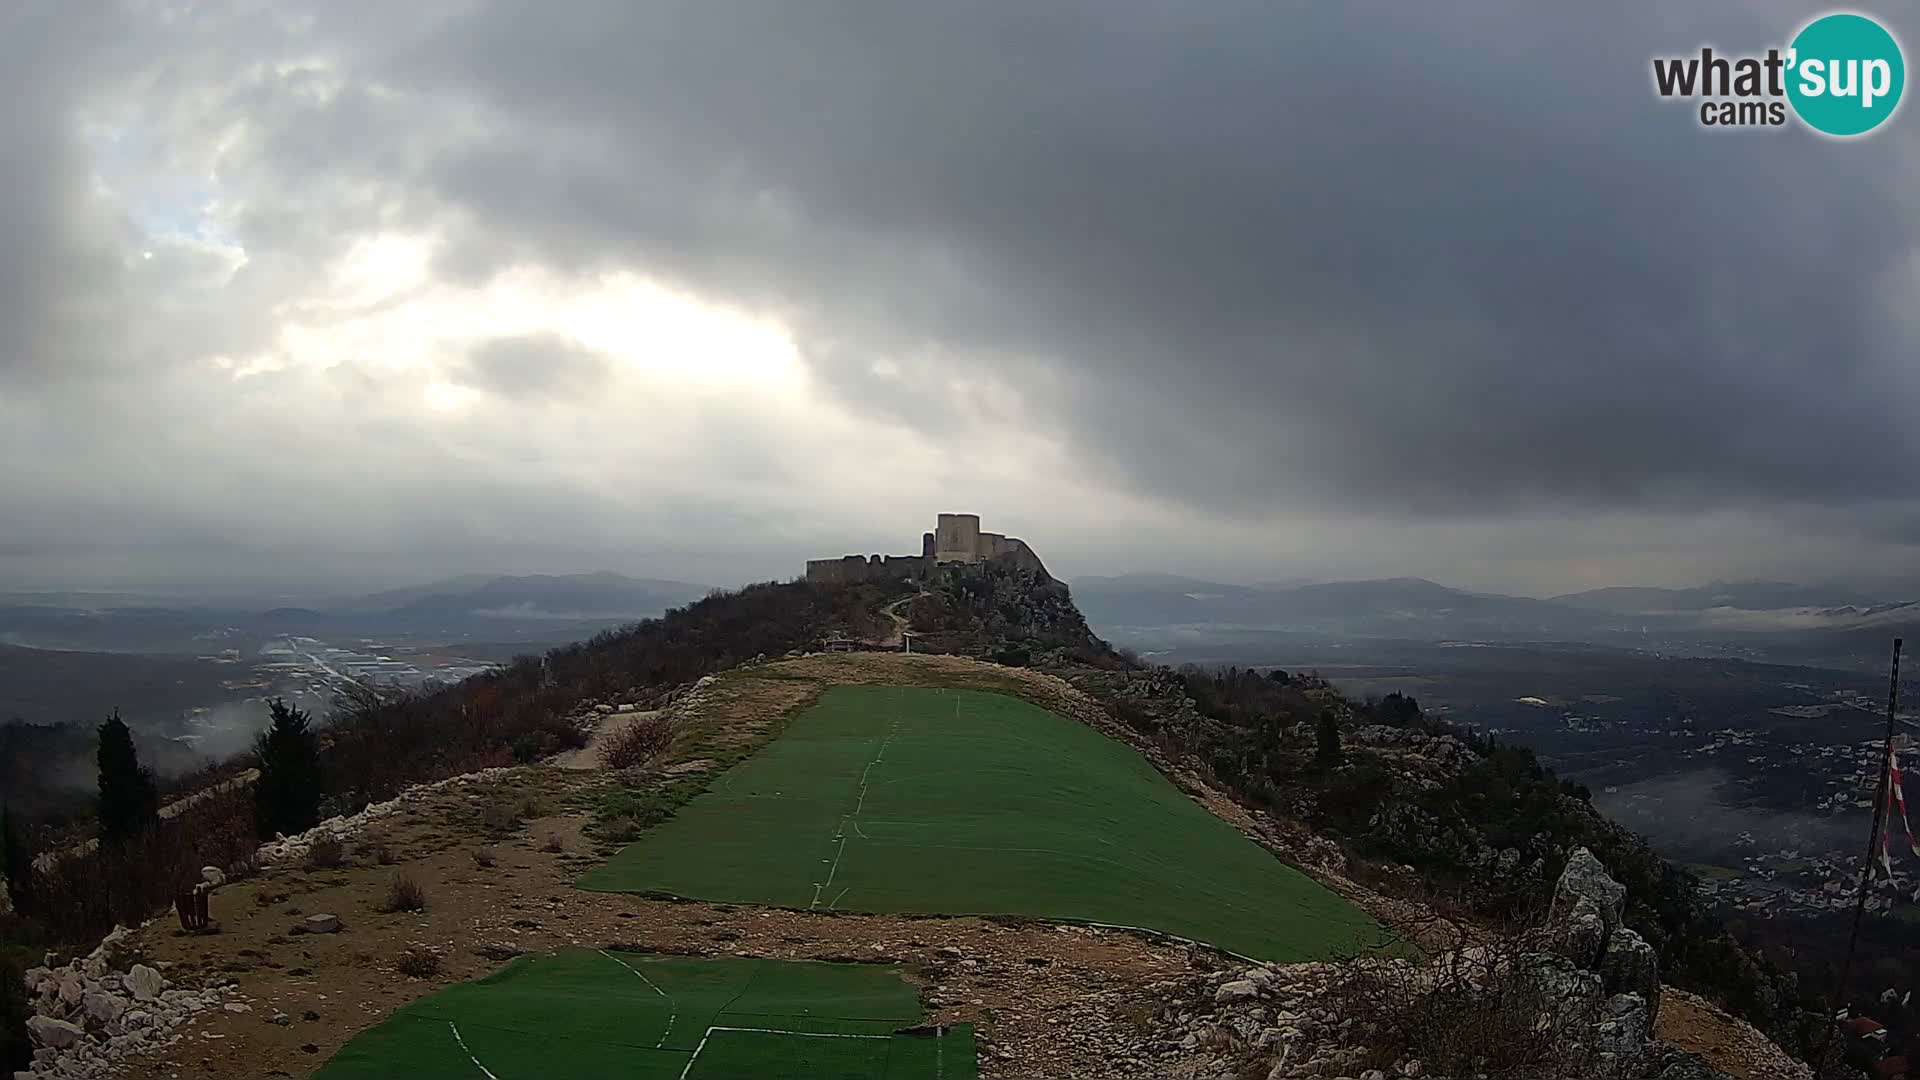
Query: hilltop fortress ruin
xmin=805 ymin=513 xmax=1051 ymax=584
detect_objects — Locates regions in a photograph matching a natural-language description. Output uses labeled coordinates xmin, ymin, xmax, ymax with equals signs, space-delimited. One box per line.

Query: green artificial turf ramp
xmin=579 ymin=686 xmax=1384 ymax=961
xmin=314 ymin=950 xmax=975 ymax=1080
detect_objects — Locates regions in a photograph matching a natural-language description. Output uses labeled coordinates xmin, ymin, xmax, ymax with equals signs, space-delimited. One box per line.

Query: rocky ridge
xmin=1143 ymin=848 xmax=1790 ymax=1080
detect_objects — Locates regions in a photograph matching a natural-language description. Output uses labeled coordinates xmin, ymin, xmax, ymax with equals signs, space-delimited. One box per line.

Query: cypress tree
xmin=1315 ymin=709 xmax=1344 ymax=769
xmin=97 ymin=711 xmax=159 ymax=844
xmin=254 ymin=699 xmax=323 ymax=840
xmin=1 ymin=807 xmax=31 ymax=916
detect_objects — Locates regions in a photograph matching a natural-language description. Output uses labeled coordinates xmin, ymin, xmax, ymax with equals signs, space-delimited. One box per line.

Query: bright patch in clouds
xmin=235 ymin=230 xmax=803 ymax=406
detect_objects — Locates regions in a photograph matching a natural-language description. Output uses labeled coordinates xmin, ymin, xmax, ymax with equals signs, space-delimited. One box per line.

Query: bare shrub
xmin=380 ymin=873 xmax=426 ymax=913
xmin=541 ymin=833 xmax=564 ymax=854
xmin=471 ymin=847 xmax=496 ymax=869
xmin=1324 ymin=933 xmax=1597 ymax=1079
xmin=30 ymin=787 xmax=259 ymax=944
xmin=479 ymin=796 xmax=522 ymax=836
xmin=603 ymin=715 xmax=676 ymax=770
xmin=303 ymin=836 xmax=346 ymax=870
xmin=368 ymin=842 xmax=396 ymax=866
xmin=395 ymin=946 xmax=442 ymax=978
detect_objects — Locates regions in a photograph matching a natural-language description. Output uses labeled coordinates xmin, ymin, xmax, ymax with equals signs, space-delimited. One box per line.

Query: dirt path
xmin=549 ymin=709 xmax=662 ymax=770
xmin=874 ymin=592 xmax=921 ymax=647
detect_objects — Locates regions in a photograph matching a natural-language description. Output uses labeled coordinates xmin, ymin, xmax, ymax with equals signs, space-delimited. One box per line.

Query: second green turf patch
xmin=579 ymin=686 xmax=1383 ymax=961
xmin=315 ymin=950 xmax=972 ymax=1080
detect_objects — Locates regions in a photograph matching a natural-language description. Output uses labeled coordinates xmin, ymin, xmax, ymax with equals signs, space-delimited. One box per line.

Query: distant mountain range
xmin=1070 ymin=575 xmax=1613 ymax=638
xmin=1547 ymin=580 xmax=1884 ymax=614
xmin=6 ymin=567 xmax=1913 ymax=669
xmin=0 ymin=573 xmax=712 ymax=654
xmin=330 ymin=572 xmax=711 ymax=623
xmin=1068 ymin=573 xmax=1919 ymax=668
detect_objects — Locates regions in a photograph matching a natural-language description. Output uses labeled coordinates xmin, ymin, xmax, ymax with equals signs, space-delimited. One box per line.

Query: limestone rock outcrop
xmin=16 ymin=924 xmax=239 ymax=1080
xmin=1145 ymin=846 xmax=1737 ymax=1080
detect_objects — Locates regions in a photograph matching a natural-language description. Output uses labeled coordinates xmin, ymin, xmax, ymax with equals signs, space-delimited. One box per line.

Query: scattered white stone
xmin=81 ymin=991 xmax=123 ymax=1024
xmin=200 ymin=865 xmax=226 ymax=889
xmin=26 ymin=1018 xmax=82 ymax=1050
xmin=22 ymin=926 xmax=231 ymax=1080
xmin=304 ymin=913 xmax=343 ymax=934
xmin=1214 ymin=979 xmax=1259 ymax=1005
xmin=255 ymin=766 xmax=515 ymax=864
xmin=124 ymin=965 xmax=164 ymax=1002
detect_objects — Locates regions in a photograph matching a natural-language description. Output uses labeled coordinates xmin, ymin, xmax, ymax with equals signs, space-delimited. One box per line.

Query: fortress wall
xmin=991 ymin=537 xmax=1051 ymax=578
xmin=805 ymin=554 xmax=926 ymax=584
xmin=807 ymin=514 xmax=1045 ymax=582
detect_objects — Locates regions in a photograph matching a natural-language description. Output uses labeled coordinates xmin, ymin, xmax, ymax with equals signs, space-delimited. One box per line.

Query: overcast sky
xmin=5 ymin=2 xmax=1920 ymax=598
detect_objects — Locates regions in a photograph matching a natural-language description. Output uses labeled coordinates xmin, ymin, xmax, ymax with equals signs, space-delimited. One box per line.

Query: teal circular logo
xmin=1787 ymin=13 xmax=1904 ymax=136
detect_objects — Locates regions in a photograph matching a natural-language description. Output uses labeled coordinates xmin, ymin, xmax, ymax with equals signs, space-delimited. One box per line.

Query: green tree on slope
xmin=1 ymin=807 xmax=31 ymax=916
xmin=254 ymin=699 xmax=323 ymax=840
xmin=255 ymin=699 xmax=322 ymax=841
xmin=97 ymin=711 xmax=158 ymax=845
xmin=1315 ymin=709 xmax=1344 ymax=769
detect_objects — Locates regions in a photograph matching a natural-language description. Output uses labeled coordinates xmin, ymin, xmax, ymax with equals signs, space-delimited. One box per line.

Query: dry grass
xmin=478 ymin=796 xmax=523 ymax=836
xmin=394 ymin=946 xmax=441 ymax=978
xmin=379 ymin=872 xmax=427 ymax=914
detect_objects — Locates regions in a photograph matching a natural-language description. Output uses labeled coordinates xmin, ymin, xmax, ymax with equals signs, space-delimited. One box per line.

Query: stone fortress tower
xmin=805 ymin=513 xmax=1050 ymax=584
xmin=932 ymin=513 xmax=982 ymax=564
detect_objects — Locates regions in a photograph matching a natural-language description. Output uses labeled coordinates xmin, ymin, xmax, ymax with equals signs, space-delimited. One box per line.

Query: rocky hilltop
xmin=3 ymin=566 xmax=1834 ymax=1079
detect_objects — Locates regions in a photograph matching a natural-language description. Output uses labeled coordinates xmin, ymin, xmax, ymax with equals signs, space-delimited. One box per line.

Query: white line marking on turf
xmin=447 ymin=1021 xmax=499 ymax=1080
xmin=599 ymin=949 xmax=678 ymax=1049
xmin=811 ymin=834 xmax=850 ymax=909
xmin=810 ymin=715 xmax=900 ymax=909
xmin=829 ymin=886 xmax=850 ymax=910
xmin=677 ymin=1025 xmax=895 ymax=1080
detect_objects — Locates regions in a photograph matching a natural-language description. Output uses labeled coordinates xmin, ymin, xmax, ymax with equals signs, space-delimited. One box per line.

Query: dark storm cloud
xmin=5 ymin=0 xmax=1920 ymax=592
xmin=374 ymin=1 xmax=1920 ymax=519
xmin=0 ymin=5 xmax=126 ymax=382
